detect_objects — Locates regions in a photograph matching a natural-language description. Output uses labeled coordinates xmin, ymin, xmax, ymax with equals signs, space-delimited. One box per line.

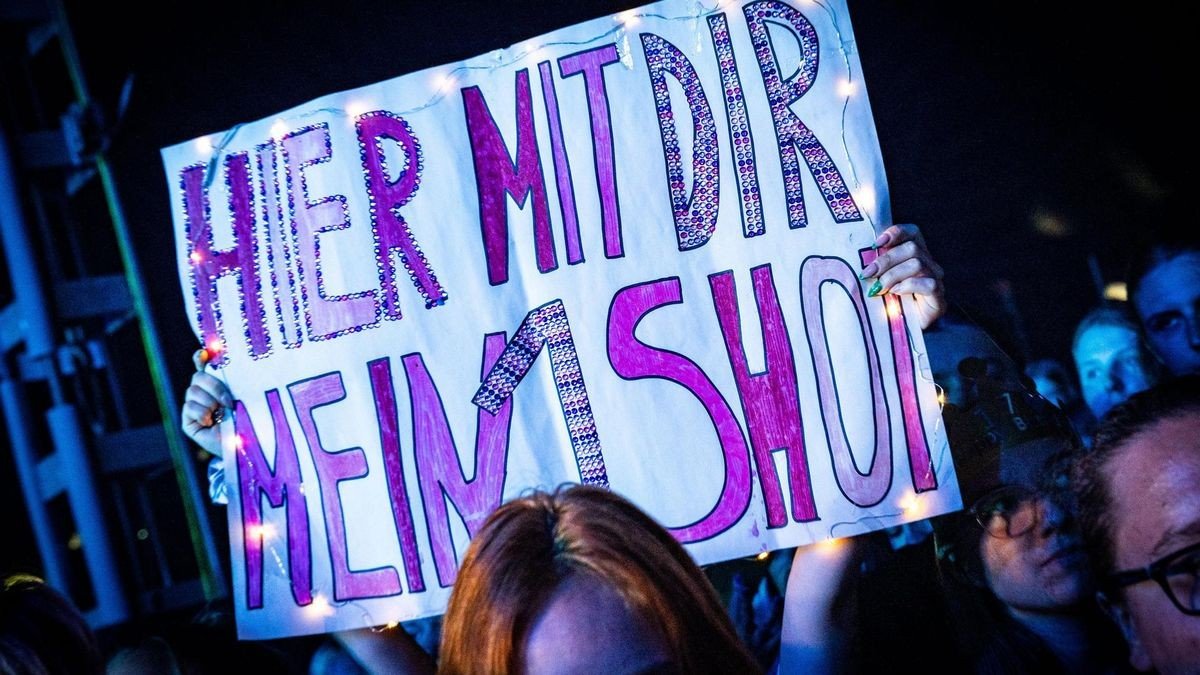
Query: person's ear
xmin=1098 ymin=592 xmax=1151 ymax=671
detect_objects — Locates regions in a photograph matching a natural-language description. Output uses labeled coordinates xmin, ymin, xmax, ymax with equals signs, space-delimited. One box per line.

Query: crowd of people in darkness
xmin=3 ymin=226 xmax=1198 ymax=674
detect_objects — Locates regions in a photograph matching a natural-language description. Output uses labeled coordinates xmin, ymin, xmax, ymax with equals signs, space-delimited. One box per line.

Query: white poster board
xmin=162 ymin=0 xmax=958 ymax=639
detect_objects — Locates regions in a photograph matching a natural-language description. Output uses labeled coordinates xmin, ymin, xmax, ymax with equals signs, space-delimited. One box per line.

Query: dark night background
xmin=83 ymin=0 xmax=1188 ymax=370
xmin=1 ymin=0 xmax=1190 ymax=605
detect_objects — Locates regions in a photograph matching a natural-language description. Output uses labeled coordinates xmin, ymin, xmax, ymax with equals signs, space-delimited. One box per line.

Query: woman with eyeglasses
xmin=779 ymin=330 xmax=1133 ymax=673
xmin=931 ymin=394 xmax=1132 ymax=674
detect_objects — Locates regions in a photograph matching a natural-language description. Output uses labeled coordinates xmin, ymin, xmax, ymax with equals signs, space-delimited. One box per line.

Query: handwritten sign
xmin=163 ymin=0 xmax=959 ymax=639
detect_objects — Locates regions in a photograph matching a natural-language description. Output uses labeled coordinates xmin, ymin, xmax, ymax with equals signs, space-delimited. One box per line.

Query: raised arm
xmin=779 ymin=538 xmax=858 ymax=673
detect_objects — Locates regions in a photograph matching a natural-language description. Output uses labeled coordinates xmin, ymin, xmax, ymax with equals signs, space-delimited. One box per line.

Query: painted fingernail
xmin=871 ymin=233 xmax=890 ymax=249
xmin=867 ymin=280 xmax=884 ymax=297
xmin=859 ymin=262 xmax=878 ymax=279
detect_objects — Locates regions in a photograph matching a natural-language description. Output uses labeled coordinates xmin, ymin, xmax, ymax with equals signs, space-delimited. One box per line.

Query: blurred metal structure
xmin=0 ymin=0 xmax=225 ymax=627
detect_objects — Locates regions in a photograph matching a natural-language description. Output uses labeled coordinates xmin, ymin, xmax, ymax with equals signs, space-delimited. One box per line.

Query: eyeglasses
xmin=969 ymin=485 xmax=1040 ymax=539
xmin=1103 ymin=541 xmax=1200 ymax=616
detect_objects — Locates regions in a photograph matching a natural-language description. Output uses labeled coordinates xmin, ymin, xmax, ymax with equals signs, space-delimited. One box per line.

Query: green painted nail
xmin=867 ymin=280 xmax=883 ymax=297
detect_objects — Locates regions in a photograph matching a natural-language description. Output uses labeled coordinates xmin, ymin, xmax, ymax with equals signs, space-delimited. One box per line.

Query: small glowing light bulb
xmin=755 ymin=551 xmax=770 ymax=561
xmin=616 ymin=10 xmax=640 ymax=26
xmin=838 ymin=79 xmax=856 ymax=97
xmin=852 ymin=184 xmax=875 ymax=208
xmin=270 ymin=119 xmax=288 ymax=140
xmin=189 ymin=252 xmax=203 ymax=265
xmin=345 ymin=99 xmax=372 ymax=119
xmin=816 ymin=537 xmax=842 ymax=554
xmin=247 ymin=523 xmax=276 ymax=541
xmin=899 ymin=490 xmax=923 ymax=517
xmin=433 ymin=73 xmax=457 ymax=93
xmin=194 ymin=136 xmax=214 ymax=154
xmin=307 ymin=594 xmax=336 ymax=618
xmin=205 ymin=338 xmax=224 ymax=357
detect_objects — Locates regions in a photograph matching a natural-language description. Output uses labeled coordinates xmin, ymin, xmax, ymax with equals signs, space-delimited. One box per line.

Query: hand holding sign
xmin=861 ymin=224 xmax=946 ymax=330
xmin=181 ymin=348 xmax=231 ymax=457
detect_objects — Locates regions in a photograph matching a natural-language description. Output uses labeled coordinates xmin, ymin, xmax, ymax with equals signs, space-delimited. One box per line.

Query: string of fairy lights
xmin=187 ymin=0 xmax=949 ymax=626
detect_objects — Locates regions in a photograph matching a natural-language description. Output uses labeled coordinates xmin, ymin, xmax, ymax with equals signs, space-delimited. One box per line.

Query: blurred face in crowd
xmin=1030 ymin=374 xmax=1070 ymax=409
xmin=926 ymin=322 xmax=1024 ymax=407
xmin=1073 ymin=323 xmax=1157 ymax=419
xmin=522 ymin=574 xmax=676 ymax=675
xmin=1027 ymin=359 xmax=1078 ymax=409
xmin=978 ymin=493 xmax=1091 ymax=615
xmin=1101 ymin=413 xmax=1200 ymax=674
xmin=1133 ymin=252 xmax=1200 ymax=377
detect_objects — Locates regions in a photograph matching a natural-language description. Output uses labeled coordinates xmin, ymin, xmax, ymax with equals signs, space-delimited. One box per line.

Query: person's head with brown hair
xmin=438 ymin=485 xmax=759 ymax=675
